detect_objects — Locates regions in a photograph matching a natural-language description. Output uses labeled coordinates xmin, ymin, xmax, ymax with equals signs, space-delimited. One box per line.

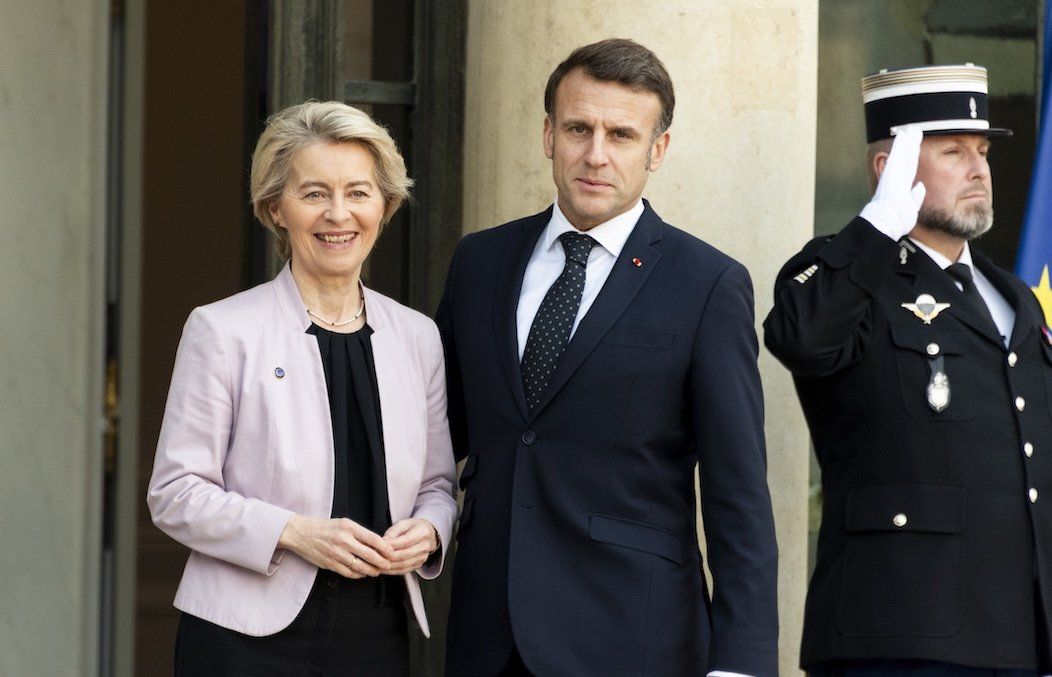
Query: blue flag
xmin=1016 ymin=2 xmax=1052 ymax=327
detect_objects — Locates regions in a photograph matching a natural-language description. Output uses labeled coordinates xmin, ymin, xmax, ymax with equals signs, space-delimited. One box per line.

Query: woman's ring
xmin=350 ymin=555 xmax=359 ymax=566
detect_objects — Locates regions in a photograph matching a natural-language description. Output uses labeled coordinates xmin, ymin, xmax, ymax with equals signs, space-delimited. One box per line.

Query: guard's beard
xmin=917 ymin=201 xmax=994 ymax=241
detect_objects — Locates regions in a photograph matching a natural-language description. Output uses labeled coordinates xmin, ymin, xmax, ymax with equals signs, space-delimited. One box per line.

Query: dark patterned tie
xmin=521 ymin=232 xmax=597 ymax=411
xmin=946 ymin=263 xmax=1000 ymax=336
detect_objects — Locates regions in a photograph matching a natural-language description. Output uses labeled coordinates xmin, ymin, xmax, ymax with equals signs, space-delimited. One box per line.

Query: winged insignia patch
xmin=901 ymin=293 xmax=951 ymax=325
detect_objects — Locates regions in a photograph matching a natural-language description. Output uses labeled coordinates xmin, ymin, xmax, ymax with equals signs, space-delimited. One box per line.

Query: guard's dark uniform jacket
xmin=764 ymin=217 xmax=1052 ymax=670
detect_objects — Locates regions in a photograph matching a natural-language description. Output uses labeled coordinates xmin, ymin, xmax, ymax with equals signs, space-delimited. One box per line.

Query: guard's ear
xmin=872 ymin=151 xmax=890 ymax=181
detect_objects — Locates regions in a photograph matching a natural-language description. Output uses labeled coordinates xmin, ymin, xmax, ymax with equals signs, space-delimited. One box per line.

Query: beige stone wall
xmin=463 ymin=1 xmax=817 ymax=672
xmin=0 ymin=1 xmax=109 ymax=674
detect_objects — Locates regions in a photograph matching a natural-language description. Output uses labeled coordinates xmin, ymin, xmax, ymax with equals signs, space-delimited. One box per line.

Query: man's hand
xmin=278 ymin=515 xmax=396 ymax=579
xmin=859 ymin=124 xmax=927 ymax=241
xmin=383 ymin=518 xmax=440 ymax=575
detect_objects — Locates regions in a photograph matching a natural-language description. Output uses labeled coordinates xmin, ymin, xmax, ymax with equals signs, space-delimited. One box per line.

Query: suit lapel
xmin=494 ymin=208 xmax=551 ymax=420
xmin=528 ymin=203 xmax=663 ymax=420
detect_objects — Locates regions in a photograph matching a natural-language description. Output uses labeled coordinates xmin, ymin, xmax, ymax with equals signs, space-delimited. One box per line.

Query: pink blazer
xmin=147 ymin=263 xmax=458 ymax=637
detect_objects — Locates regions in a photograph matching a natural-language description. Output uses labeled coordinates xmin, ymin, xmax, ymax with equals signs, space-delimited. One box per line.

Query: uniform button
xmin=1008 ymin=352 xmax=1018 ymax=367
xmin=892 ymin=513 xmax=908 ymax=527
xmin=1016 ymin=396 xmax=1026 ymax=412
xmin=1030 ymin=488 xmax=1039 ymax=504
xmin=521 ymin=431 xmax=537 ymax=445
xmin=1025 ymin=442 xmax=1035 ymax=458
xmin=925 ymin=343 xmax=940 ymax=356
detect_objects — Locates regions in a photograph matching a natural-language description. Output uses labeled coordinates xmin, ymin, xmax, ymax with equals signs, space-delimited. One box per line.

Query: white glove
xmin=859 ymin=124 xmax=927 ymax=241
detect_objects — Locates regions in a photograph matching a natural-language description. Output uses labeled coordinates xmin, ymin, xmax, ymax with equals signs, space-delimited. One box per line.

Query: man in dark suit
xmin=437 ymin=38 xmax=779 ymax=676
xmin=765 ymin=64 xmax=1052 ymax=675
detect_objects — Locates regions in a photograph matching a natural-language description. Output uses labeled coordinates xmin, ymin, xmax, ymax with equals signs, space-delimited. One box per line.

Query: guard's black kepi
xmin=862 ymin=63 xmax=1013 ymax=142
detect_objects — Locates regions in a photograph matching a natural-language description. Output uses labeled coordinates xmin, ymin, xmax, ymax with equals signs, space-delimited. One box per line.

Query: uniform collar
xmin=908 ymin=236 xmax=973 ymax=271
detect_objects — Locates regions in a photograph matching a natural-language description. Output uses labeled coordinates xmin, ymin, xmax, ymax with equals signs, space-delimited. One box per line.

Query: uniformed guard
xmin=765 ymin=64 xmax=1052 ymax=675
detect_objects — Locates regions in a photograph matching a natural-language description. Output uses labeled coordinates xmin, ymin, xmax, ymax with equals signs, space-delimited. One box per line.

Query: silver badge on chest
xmin=926 ymin=355 xmax=950 ymax=413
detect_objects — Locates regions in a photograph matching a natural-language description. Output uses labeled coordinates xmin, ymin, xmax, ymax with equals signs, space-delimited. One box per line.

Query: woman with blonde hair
xmin=148 ymin=100 xmax=457 ymax=675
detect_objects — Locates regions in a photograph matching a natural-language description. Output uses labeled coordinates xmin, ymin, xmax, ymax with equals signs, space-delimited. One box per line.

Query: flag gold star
xmin=1031 ymin=264 xmax=1052 ymax=327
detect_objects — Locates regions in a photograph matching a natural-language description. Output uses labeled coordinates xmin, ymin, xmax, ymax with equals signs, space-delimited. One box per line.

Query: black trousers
xmin=175 ymin=573 xmax=409 ymax=676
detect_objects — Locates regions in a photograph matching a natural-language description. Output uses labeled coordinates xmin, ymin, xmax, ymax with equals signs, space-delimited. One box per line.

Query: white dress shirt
xmin=910 ymin=238 xmax=1016 ymax=346
xmin=516 ymin=200 xmax=642 ymax=358
xmin=517 ymin=199 xmax=753 ymax=677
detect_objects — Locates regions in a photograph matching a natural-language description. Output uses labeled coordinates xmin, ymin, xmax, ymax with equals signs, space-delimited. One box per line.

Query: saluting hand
xmin=383 ymin=518 xmax=440 ymax=575
xmin=278 ymin=515 xmax=396 ymax=579
xmin=860 ymin=123 xmax=927 ymax=241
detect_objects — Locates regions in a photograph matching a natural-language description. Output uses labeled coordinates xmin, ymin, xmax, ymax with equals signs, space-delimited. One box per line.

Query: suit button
xmin=1030 ymin=488 xmax=1039 ymax=504
xmin=1008 ymin=352 xmax=1018 ymax=367
xmin=521 ymin=431 xmax=537 ymax=445
xmin=1025 ymin=442 xmax=1035 ymax=458
xmin=925 ymin=343 xmax=940 ymax=356
xmin=1016 ymin=396 xmax=1026 ymax=411
xmin=892 ymin=513 xmax=908 ymax=527
xmin=327 ymin=575 xmax=339 ymax=589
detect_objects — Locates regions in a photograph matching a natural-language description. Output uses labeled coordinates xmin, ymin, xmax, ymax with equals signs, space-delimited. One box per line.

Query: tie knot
xmin=559 ymin=232 xmax=597 ymax=267
xmin=946 ymin=262 xmax=974 ymax=286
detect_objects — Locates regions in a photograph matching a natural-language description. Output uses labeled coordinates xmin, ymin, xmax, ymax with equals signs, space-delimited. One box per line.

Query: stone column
xmin=462 ymin=1 xmax=817 ymax=672
xmin=0 ymin=0 xmax=110 ymax=675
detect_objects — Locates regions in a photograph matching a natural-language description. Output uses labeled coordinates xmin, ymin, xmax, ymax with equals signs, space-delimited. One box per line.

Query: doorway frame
xmin=108 ymin=0 xmax=146 ymax=674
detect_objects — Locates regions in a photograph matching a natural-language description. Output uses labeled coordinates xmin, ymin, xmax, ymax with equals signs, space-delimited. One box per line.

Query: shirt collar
xmin=909 ymin=236 xmax=974 ymax=271
xmin=542 ymin=199 xmax=644 ymax=258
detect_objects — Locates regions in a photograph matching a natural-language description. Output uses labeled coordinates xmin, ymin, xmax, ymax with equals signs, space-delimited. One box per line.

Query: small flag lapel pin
xmin=631 ymin=257 xmax=643 ymax=267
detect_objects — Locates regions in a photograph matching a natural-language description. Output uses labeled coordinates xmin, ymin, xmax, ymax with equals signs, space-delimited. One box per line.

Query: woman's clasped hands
xmin=278 ymin=515 xmax=438 ymax=579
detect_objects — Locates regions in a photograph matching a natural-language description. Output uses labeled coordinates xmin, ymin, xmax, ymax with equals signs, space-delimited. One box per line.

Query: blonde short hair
xmin=250 ymin=101 xmax=413 ymax=260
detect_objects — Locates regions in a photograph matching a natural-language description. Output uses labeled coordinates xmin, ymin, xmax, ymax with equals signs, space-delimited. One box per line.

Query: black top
xmin=308 ymin=323 xmax=404 ymax=607
xmin=307 ymin=323 xmax=391 ymax=536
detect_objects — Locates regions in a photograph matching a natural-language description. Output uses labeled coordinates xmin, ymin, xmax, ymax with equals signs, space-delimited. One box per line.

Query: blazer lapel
xmin=362 ymin=287 xmax=418 ymax=521
xmin=528 ymin=202 xmax=663 ymax=420
xmin=494 ymin=208 xmax=551 ymax=420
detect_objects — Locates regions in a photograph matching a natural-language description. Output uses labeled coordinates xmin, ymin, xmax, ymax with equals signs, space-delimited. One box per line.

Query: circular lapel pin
xmin=274 ymin=367 xmax=285 ymax=379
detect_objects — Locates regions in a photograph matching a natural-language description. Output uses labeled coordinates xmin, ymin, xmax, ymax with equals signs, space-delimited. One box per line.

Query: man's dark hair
xmin=544 ymin=38 xmax=675 ymax=136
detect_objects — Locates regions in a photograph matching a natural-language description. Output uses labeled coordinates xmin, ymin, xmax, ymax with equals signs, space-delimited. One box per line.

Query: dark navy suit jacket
xmin=437 ymin=201 xmax=779 ymax=676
